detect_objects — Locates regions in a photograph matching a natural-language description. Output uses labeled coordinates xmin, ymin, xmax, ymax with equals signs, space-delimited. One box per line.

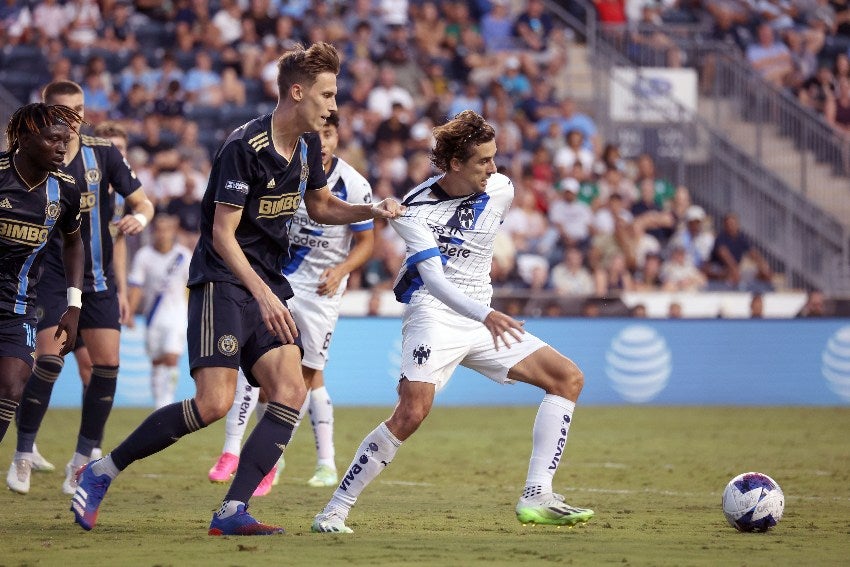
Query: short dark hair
xmin=276 ymin=42 xmax=340 ymax=97
xmin=93 ymin=121 xmax=128 ymax=142
xmin=42 ymin=80 xmax=83 ymax=104
xmin=431 ymin=110 xmax=495 ymax=172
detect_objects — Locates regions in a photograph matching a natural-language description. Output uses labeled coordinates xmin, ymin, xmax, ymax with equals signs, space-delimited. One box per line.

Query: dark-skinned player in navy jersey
xmin=0 ymin=103 xmax=84 ymax=449
xmin=7 ymin=81 xmax=154 ymax=496
xmin=70 ymin=42 xmax=404 ymax=536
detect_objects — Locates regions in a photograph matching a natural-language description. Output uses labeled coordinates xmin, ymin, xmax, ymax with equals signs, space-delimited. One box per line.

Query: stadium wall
xmin=48 ymin=317 xmax=850 ymax=407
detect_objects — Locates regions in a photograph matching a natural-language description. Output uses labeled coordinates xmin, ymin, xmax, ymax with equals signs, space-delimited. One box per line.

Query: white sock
xmin=91 ymin=454 xmax=120 ymax=479
xmin=325 ymin=422 xmax=401 ymax=518
xmin=291 ymin=398 xmax=310 ymax=439
xmin=150 ymin=365 xmax=171 ymax=410
xmin=13 ymin=451 xmax=34 ymax=462
xmin=310 ymin=386 xmax=335 ymax=468
xmin=255 ymin=401 xmax=267 ymax=422
xmin=163 ymin=365 xmax=179 ymax=408
xmin=222 ymin=370 xmax=258 ymax=455
xmin=524 ymin=394 xmax=576 ymax=498
xmin=216 ymin=499 xmax=244 ymax=519
xmin=71 ymin=452 xmax=90 ymax=467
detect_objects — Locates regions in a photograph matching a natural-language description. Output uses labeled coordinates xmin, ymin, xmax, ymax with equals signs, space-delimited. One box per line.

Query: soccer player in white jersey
xmin=126 ymin=214 xmax=191 ymax=409
xmin=312 ymin=110 xmax=594 ymax=533
xmin=209 ymin=112 xmax=375 ymax=493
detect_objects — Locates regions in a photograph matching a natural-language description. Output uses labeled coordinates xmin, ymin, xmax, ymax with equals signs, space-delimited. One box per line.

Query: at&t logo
xmin=605 ymin=325 xmax=671 ymax=403
xmin=822 ymin=326 xmax=850 ymax=402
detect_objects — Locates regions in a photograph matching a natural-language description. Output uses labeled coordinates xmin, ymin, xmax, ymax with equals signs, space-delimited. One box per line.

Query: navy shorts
xmin=187 ymin=281 xmax=301 ymax=387
xmin=36 ymin=280 xmax=120 ymax=333
xmin=0 ymin=311 xmax=38 ymax=367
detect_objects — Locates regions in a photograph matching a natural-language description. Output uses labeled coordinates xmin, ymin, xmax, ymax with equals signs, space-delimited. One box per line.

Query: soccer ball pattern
xmin=722 ymin=472 xmax=784 ymax=532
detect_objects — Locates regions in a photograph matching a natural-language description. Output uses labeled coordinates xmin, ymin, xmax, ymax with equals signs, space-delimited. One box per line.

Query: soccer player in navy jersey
xmin=71 ymin=42 xmax=404 ymax=536
xmin=312 ymin=110 xmax=593 ymax=534
xmin=0 ymin=103 xmax=84 ymax=449
xmin=7 ymin=82 xmax=155 ymax=496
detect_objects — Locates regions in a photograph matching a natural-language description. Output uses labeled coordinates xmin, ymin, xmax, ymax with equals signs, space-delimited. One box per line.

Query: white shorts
xmin=146 ymin=317 xmax=186 ymax=360
xmin=289 ymin=291 xmax=341 ymax=371
xmin=399 ymin=305 xmax=548 ymax=392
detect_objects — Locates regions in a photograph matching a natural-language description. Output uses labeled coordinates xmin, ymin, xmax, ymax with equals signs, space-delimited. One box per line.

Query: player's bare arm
xmin=114 ymin=188 xmax=154 ymax=236
xmin=56 ymin=228 xmax=84 ymax=356
xmin=211 ymin=203 xmax=297 ymax=343
xmin=482 ymin=310 xmax=526 ymax=351
xmin=304 ymin=186 xmax=404 ymax=224
xmin=317 ymin=228 xmax=374 ymax=296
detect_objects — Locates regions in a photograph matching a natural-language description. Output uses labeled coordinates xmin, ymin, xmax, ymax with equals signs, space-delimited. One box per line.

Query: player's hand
xmin=317 ymin=265 xmax=345 ymax=296
xmin=255 ymin=287 xmax=298 ymax=344
xmin=118 ymin=290 xmax=133 ymax=326
xmin=371 ymin=198 xmax=406 ymax=219
xmin=115 ymin=213 xmax=146 ymax=236
xmin=55 ymin=307 xmax=81 ymax=357
xmin=483 ymin=310 xmax=525 ymax=351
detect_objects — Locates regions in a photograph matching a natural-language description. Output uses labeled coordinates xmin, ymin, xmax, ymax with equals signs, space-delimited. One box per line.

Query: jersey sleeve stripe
xmin=350 ymin=221 xmax=374 ymax=232
xmin=405 ymin=247 xmax=440 ymax=268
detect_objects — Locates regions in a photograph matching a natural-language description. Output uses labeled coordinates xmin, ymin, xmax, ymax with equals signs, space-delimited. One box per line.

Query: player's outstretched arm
xmin=115 ymin=188 xmax=154 ymax=236
xmin=57 ymin=228 xmax=84 ymax=356
xmin=304 ymin=186 xmax=404 ymax=225
xmin=211 ymin=203 xmax=297 ymax=343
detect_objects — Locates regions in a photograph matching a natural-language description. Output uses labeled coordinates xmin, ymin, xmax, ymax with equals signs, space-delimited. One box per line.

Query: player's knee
xmin=550 ymin=361 xmax=584 ymax=399
xmin=196 ymin=393 xmax=232 ymax=423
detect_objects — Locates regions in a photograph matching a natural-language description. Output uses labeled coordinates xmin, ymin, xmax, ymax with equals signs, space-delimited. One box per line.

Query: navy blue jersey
xmin=188 ymin=114 xmax=327 ymax=299
xmin=40 ymin=135 xmax=142 ymax=293
xmin=0 ymin=152 xmax=82 ymax=315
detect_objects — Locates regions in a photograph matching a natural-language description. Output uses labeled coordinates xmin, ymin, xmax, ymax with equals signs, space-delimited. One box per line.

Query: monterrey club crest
xmin=45 ymin=201 xmax=61 ymax=221
xmin=217 ymin=334 xmax=239 ymax=356
xmin=412 ymin=343 xmax=431 ymax=366
xmin=84 ymin=168 xmax=101 ymax=184
xmin=456 ymin=204 xmax=475 ymax=230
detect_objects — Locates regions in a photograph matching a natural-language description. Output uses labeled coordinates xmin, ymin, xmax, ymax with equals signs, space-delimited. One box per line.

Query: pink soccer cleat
xmin=208 ymin=452 xmax=239 ymax=483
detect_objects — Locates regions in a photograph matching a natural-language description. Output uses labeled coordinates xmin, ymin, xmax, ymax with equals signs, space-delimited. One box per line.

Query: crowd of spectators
xmin=0 ymin=0 xmax=836 ymax=318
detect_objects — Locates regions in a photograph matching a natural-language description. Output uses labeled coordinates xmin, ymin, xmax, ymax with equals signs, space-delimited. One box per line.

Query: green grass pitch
xmin=2 ymin=406 xmax=849 ymax=566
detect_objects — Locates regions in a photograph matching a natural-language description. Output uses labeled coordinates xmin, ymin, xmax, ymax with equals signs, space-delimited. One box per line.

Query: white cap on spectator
xmin=506 ymin=56 xmax=520 ymax=70
xmin=559 ymin=177 xmax=580 ymax=193
xmin=686 ymin=205 xmax=706 ymax=222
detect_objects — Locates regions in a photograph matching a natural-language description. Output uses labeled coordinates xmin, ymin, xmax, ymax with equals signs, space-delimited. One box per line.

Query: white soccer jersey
xmin=391 ymin=173 xmax=514 ymax=311
xmin=128 ymin=243 xmax=192 ymax=326
xmin=283 ymin=157 xmax=373 ymax=294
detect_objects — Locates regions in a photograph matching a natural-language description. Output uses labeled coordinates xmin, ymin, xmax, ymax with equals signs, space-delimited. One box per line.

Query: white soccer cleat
xmin=307 ymin=464 xmax=338 ymax=488
xmin=31 ymin=445 xmax=56 ymax=472
xmin=63 ymin=461 xmax=85 ymax=495
xmin=7 ymin=458 xmax=33 ymax=494
xmin=515 ymin=492 xmax=594 ymax=526
xmin=311 ymin=510 xmax=353 ymax=534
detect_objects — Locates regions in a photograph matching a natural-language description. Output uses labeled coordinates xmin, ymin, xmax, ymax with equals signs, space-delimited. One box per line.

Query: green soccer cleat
xmin=307 ymin=464 xmax=338 ymax=488
xmin=311 ymin=510 xmax=353 ymax=534
xmin=515 ymin=493 xmax=594 ymax=526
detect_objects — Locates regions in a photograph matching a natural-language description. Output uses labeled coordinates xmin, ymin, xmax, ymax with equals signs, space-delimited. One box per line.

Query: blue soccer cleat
xmin=70 ymin=461 xmax=112 ymax=531
xmin=208 ymin=504 xmax=285 ymax=536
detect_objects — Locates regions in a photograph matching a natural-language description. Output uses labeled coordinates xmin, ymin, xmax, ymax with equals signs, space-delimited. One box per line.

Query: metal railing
xmin=548 ymin=0 xmax=850 ymax=293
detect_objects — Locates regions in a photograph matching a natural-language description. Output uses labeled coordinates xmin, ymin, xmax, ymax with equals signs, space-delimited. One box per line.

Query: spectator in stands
xmin=704 ymin=212 xmax=774 ymax=292
xmin=98 ymin=0 xmax=137 ymax=53
xmin=220 ymin=66 xmax=247 ymax=107
xmin=374 ymin=102 xmax=411 ymax=151
xmin=502 ymin=189 xmax=557 ymax=260
xmin=153 ymin=80 xmax=187 ymax=135
xmin=32 ymin=0 xmax=67 ymax=43
xmin=797 ymin=289 xmax=828 ymax=317
xmin=513 ymin=0 xmax=554 ymax=53
xmin=750 ymin=293 xmax=764 ymax=318
xmin=825 ymin=76 xmax=850 ymax=136
xmin=667 ymin=301 xmax=683 ymax=319
xmin=554 ymin=129 xmax=595 ymax=182
xmin=799 ymin=64 xmax=835 ymax=115
xmin=633 ymin=251 xmax=662 ymax=291
xmin=630 ymin=303 xmax=647 ymax=317
xmin=627 ymin=2 xmax=683 ymax=67
xmin=660 ymin=244 xmax=706 ymax=292
xmin=151 ymin=52 xmax=185 ymax=100
xmin=481 ymin=0 xmax=514 ymax=52
xmin=65 ymin=0 xmax=101 ymax=49
xmin=211 ymin=0 xmax=243 ymax=48
xmin=80 ymin=70 xmax=111 ymax=125
xmin=176 ymin=120 xmax=210 ymax=175
xmin=499 ymin=56 xmax=532 ymax=99
xmin=631 ymin=178 xmax=675 ymax=248
xmin=549 ymin=177 xmax=593 ymax=252
xmin=184 ymin=51 xmax=223 ymax=107
xmin=165 ymin=171 xmax=202 ymax=251
xmin=550 ymin=246 xmax=595 ymax=296
xmin=367 ymin=65 xmax=414 ymax=121
xmin=668 ymin=205 xmax=714 ymax=269
xmin=120 ymin=52 xmax=157 ymax=97
xmin=746 ymin=22 xmax=794 ymax=88
xmin=597 ymin=165 xmax=638 ymax=207
xmin=594 ymin=251 xmax=635 ymax=296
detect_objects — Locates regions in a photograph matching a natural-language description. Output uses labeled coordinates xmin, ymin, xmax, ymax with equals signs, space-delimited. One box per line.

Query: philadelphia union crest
xmin=217 ymin=334 xmax=239 ymax=356
xmin=84 ymin=168 xmax=101 ymax=184
xmin=45 ymin=201 xmax=61 ymax=221
xmin=300 ymin=162 xmax=309 ymax=185
xmin=412 ymin=344 xmax=431 ymax=366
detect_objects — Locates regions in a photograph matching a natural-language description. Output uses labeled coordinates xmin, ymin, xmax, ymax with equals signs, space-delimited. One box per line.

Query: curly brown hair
xmin=431 ymin=110 xmax=496 ymax=172
xmin=276 ymin=42 xmax=341 ymax=97
xmin=5 ymin=103 xmax=81 ymax=152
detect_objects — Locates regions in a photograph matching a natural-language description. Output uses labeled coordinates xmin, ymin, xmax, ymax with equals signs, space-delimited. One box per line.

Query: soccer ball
xmin=722 ymin=472 xmax=784 ymax=532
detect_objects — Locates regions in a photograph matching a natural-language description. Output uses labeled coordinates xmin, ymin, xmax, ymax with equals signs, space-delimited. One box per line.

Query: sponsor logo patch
xmin=225 ymin=180 xmax=250 ymax=195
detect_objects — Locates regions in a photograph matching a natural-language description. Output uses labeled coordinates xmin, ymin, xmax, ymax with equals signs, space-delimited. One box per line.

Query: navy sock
xmin=76 ymin=365 xmax=118 ymax=456
xmin=16 ymin=355 xmax=64 ymax=453
xmin=225 ymin=402 xmax=298 ymax=503
xmin=0 ymin=398 xmax=19 ymax=444
xmin=110 ymin=399 xmax=206 ymax=471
